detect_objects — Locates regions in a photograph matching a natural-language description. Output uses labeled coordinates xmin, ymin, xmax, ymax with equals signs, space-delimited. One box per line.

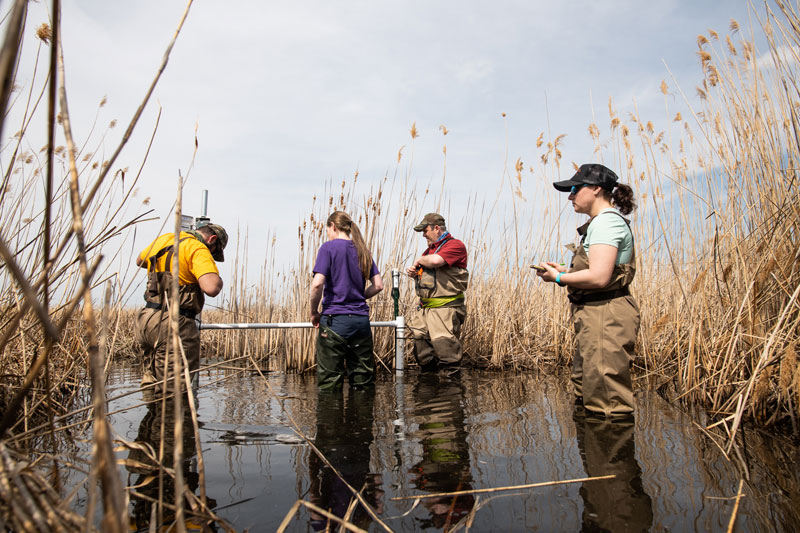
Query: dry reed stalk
xmin=726 ymin=479 xmax=746 ymax=533
xmin=168 ymin=173 xmax=187 ymax=531
xmin=276 ymin=499 xmax=368 ymax=533
xmin=57 ymin=24 xmax=126 ymax=531
xmin=391 ymin=475 xmax=616 ymax=501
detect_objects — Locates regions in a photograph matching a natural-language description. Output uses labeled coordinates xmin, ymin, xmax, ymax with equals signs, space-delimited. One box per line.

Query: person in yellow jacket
xmin=134 ymin=223 xmax=227 ymax=390
xmin=406 ymin=213 xmax=469 ymax=376
xmin=536 ymin=164 xmax=639 ymax=418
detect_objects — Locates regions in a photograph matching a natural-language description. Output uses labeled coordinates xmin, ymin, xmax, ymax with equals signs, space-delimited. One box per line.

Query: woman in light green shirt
xmin=536 ymin=164 xmax=639 ymax=419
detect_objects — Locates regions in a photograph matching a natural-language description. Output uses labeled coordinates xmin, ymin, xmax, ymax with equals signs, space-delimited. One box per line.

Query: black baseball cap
xmin=553 ymin=164 xmax=619 ymax=192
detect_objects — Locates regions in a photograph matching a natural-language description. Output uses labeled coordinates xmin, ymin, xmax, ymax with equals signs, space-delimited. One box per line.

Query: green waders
xmin=316 ymin=323 xmax=375 ymax=391
xmin=567 ymin=215 xmax=639 ymax=417
xmin=135 ymin=236 xmax=205 ymax=391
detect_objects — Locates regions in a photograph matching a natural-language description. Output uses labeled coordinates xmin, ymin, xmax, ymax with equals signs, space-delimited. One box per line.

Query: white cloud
xmin=756 ymin=43 xmax=800 ymax=69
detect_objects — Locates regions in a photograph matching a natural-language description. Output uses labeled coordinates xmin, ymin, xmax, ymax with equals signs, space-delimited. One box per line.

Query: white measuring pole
xmin=200 ymin=267 xmax=407 ymax=371
xmin=395 ymin=315 xmax=405 ymax=374
xmin=199 ymin=321 xmax=400 ymax=330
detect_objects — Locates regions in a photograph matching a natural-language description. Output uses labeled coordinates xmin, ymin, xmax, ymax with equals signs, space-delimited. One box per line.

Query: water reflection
xmin=308 ymin=389 xmax=383 ymax=531
xmin=573 ymin=409 xmax=653 ymax=532
xmin=408 ymin=375 xmax=475 ymax=529
xmin=91 ymin=369 xmax=800 ymax=530
xmin=126 ymin=391 xmax=216 ymax=531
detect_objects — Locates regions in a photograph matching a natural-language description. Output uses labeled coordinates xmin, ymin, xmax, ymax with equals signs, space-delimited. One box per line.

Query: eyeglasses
xmin=569 ymin=184 xmax=589 ymax=195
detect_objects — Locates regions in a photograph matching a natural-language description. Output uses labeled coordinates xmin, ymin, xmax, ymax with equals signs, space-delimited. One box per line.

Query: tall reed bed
xmin=206 ymin=3 xmax=800 ymax=438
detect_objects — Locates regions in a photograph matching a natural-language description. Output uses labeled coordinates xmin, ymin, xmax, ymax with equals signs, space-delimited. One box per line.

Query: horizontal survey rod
xmin=199 ymin=320 xmax=401 ymax=330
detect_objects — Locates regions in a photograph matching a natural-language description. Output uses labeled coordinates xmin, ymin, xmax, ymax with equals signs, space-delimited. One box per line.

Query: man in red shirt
xmin=406 ymin=213 xmax=469 ymax=376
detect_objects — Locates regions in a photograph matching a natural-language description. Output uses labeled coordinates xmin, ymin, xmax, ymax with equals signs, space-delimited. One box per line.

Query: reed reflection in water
xmin=94 ymin=368 xmax=799 ymax=531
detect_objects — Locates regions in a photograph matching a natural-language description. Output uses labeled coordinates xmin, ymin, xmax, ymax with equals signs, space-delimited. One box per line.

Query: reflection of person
xmin=405 ymin=213 xmax=469 ymax=376
xmin=134 ymin=223 xmax=228 ymax=390
xmin=310 ymin=211 xmax=383 ymax=390
xmin=127 ymin=392 xmax=215 ymax=530
xmin=536 ymin=164 xmax=639 ymax=418
xmin=574 ymin=413 xmax=653 ymax=531
xmin=408 ymin=375 xmax=475 ymax=528
xmin=308 ymin=389 xmax=383 ymax=531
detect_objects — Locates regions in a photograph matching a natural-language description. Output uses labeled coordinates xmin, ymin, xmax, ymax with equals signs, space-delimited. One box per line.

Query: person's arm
xmin=413 ymin=253 xmax=446 ymax=269
xmin=136 ymin=256 xmax=145 ymax=268
xmin=309 ymin=272 xmax=325 ymax=327
xmin=537 ymin=244 xmax=617 ymax=289
xmin=365 ymin=273 xmax=384 ymax=299
xmin=198 ymin=272 xmax=223 ymax=296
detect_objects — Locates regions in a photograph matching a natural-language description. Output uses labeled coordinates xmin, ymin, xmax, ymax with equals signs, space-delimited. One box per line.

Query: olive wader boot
xmin=316 ymin=323 xmax=375 ymax=391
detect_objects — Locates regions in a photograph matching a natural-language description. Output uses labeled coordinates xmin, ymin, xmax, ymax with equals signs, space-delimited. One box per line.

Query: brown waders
xmin=567 ymin=215 xmax=639 ymax=418
xmin=408 ymin=259 xmax=469 ymax=372
xmin=135 ymin=236 xmax=205 ymax=392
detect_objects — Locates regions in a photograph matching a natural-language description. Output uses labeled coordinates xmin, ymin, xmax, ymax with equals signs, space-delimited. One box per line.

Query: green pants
xmin=135 ymin=308 xmax=200 ymax=390
xmin=316 ymin=324 xmax=375 ymax=391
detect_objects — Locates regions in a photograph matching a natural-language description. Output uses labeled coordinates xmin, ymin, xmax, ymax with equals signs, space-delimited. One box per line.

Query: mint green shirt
xmin=583 ymin=208 xmax=633 ymax=264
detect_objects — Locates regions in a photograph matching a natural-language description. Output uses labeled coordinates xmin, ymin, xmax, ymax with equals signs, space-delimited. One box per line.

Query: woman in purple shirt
xmin=310 ymin=211 xmax=384 ymax=390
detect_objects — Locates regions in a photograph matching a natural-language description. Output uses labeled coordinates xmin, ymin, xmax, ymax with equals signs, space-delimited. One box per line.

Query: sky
xmin=4 ymin=0 xmax=763 ymax=303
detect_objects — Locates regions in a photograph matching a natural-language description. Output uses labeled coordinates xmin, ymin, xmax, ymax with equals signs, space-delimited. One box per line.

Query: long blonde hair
xmin=327 ymin=211 xmax=372 ymax=280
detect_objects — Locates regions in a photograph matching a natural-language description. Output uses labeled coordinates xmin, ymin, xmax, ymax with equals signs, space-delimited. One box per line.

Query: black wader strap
xmin=144 ymin=301 xmax=197 ymax=319
xmin=147 ymin=236 xmax=193 ymax=273
xmin=568 ymin=287 xmax=630 ymax=305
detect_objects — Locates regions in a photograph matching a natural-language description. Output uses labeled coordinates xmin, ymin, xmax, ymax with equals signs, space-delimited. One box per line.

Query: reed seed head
xmin=726 ymin=35 xmax=737 ymax=56
xmin=35 ymin=23 xmax=52 ymax=43
xmin=409 ymin=122 xmax=418 ymax=139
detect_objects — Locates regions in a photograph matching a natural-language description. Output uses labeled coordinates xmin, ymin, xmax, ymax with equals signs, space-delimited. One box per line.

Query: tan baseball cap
xmin=413 ymin=213 xmax=446 ymax=232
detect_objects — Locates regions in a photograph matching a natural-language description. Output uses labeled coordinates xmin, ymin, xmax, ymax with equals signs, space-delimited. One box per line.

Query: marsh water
xmin=74 ymin=367 xmax=798 ymax=531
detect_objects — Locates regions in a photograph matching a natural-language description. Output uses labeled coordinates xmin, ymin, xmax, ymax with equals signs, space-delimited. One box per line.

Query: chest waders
xmin=567 ymin=213 xmax=640 ymax=418
xmin=135 ymin=235 xmax=206 ymax=390
xmin=315 ymin=314 xmax=375 ymax=391
xmin=408 ymin=236 xmax=469 ymax=370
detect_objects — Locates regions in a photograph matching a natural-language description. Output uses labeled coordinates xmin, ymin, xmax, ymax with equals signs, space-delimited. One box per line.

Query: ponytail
xmin=611 ymin=183 xmax=636 ymax=215
xmin=327 ymin=211 xmax=372 ymax=280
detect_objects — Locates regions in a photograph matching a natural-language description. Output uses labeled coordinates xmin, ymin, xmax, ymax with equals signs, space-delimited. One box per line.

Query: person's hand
xmin=538 ymin=262 xmax=565 ymax=283
xmin=311 ymin=310 xmax=321 ymax=328
xmin=406 ymin=264 xmax=419 ymax=278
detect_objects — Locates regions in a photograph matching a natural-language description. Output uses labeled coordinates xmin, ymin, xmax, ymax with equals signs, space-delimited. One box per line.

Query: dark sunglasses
xmin=570 ymin=184 xmax=590 ymax=195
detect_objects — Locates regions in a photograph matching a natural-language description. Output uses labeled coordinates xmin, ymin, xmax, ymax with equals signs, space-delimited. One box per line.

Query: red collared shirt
xmin=423 ymin=234 xmax=467 ymax=268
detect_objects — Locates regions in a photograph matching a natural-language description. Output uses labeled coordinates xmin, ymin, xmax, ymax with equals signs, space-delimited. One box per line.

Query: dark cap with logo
xmin=201 ymin=223 xmax=228 ymax=262
xmin=413 ymin=213 xmax=446 ymax=232
xmin=553 ymin=163 xmax=619 ymax=192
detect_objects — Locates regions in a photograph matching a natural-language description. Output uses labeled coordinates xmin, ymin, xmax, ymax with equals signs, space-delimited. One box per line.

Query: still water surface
xmin=96 ymin=367 xmax=798 ymax=531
